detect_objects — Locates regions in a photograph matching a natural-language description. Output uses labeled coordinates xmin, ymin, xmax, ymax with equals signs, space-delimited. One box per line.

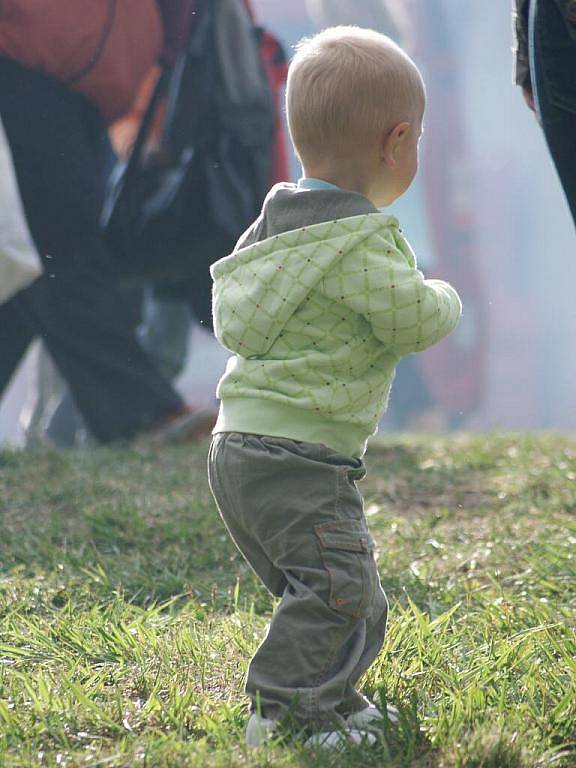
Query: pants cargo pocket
xmin=315 ymin=520 xmax=377 ymax=619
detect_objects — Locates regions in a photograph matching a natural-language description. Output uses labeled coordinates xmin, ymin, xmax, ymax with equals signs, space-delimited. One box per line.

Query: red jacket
xmin=0 ymin=0 xmax=195 ymax=123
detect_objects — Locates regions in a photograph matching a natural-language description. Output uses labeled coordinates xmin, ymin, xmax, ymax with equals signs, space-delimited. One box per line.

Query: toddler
xmin=208 ymin=26 xmax=461 ymax=749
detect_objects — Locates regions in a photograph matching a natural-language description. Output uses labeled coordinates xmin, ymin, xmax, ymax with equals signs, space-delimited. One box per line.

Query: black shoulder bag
xmin=101 ymin=0 xmax=275 ymax=326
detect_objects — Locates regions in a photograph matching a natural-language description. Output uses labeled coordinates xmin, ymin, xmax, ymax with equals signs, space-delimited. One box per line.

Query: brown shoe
xmin=142 ymin=406 xmax=218 ymax=445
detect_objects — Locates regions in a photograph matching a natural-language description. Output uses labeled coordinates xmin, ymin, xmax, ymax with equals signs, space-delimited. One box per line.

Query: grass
xmin=0 ymin=434 xmax=574 ymax=767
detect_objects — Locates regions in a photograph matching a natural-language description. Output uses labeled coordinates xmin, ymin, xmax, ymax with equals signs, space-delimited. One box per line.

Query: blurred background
xmin=1 ymin=0 xmax=575 ymax=446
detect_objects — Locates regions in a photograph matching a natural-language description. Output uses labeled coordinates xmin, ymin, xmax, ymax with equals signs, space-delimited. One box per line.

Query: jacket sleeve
xmin=513 ymin=0 xmax=531 ymax=87
xmin=331 ymin=229 xmax=462 ymax=357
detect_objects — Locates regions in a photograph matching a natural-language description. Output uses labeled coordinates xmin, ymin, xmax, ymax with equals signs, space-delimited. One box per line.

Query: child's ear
xmin=381 ymin=122 xmax=411 ymax=168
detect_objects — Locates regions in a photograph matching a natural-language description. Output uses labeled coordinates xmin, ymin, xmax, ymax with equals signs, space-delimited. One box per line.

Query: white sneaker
xmin=346 ymin=703 xmax=399 ymax=731
xmin=304 ymin=728 xmax=377 ymax=750
xmin=245 ymin=713 xmax=278 ymax=746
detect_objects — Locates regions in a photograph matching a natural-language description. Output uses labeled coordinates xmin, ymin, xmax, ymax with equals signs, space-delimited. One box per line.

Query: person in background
xmin=21 ymin=61 xmax=195 ymax=448
xmin=0 ymin=0 xmax=216 ymax=445
xmin=514 ymin=0 xmax=576 ymax=227
xmin=20 ymin=0 xmax=289 ymax=448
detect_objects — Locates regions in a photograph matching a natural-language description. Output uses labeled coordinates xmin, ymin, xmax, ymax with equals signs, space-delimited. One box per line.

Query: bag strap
xmin=122 ymin=67 xmax=171 ymax=182
xmin=123 ymin=0 xmax=206 ymax=175
xmin=66 ymin=0 xmax=118 ymax=85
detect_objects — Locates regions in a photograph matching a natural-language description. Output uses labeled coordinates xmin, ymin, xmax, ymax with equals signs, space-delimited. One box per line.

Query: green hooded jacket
xmin=210 ymin=182 xmax=462 ymax=457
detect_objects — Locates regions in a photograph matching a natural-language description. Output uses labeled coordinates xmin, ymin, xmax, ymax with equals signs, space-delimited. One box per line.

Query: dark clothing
xmin=0 ymin=57 xmax=183 ymax=442
xmin=515 ymin=0 xmax=576 ymax=84
xmin=529 ymin=0 xmax=576 ymax=226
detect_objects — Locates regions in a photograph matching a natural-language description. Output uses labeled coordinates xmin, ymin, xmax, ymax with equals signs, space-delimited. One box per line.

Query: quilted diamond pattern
xmin=211 ymin=213 xmax=461 ymax=450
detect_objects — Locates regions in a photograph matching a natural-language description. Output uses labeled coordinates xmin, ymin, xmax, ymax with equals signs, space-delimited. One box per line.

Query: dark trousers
xmin=0 ymin=57 xmax=183 ymax=442
xmin=530 ymin=0 xmax=576 ymax=227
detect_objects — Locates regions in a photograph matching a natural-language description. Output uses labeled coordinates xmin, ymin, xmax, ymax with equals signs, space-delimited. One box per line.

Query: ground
xmin=0 ymin=434 xmax=574 ymax=767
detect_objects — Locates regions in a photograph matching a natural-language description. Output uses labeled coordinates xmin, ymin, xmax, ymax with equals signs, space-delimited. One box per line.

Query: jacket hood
xmin=211 ymin=189 xmax=398 ymax=356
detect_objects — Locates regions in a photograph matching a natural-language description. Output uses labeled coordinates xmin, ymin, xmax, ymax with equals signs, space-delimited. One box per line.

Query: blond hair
xmin=286 ymin=26 xmax=425 ymax=165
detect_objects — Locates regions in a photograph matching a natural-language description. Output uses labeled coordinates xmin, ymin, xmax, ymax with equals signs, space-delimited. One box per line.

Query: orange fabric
xmin=0 ymin=0 xmax=163 ymax=123
xmin=109 ymin=66 xmax=166 ymax=160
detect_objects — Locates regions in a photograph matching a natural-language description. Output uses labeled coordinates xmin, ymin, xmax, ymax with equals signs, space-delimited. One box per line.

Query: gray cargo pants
xmin=208 ymin=432 xmax=388 ymax=729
